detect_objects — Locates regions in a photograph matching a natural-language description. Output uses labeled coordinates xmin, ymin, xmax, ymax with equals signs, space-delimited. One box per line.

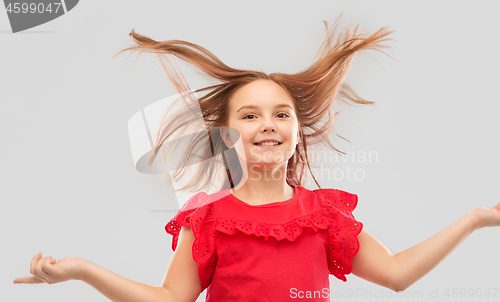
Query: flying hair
xmin=113 ymin=13 xmax=396 ymax=194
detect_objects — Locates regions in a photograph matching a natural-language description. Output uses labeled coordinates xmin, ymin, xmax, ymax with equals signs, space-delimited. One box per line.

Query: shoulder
xmin=310 ymin=188 xmax=363 ymax=282
xmin=312 ymin=187 xmax=359 ymax=212
xmin=166 ymin=190 xmax=231 ymax=234
xmin=165 ymin=191 xmax=221 ymax=291
xmin=179 ymin=191 xmax=210 ymax=212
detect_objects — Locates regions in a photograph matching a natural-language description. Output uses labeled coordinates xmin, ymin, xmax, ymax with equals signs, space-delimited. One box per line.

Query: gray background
xmin=1 ymin=1 xmax=499 ymax=301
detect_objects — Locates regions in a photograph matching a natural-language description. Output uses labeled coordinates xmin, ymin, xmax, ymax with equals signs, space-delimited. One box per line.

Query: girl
xmin=13 ymin=14 xmax=500 ymax=302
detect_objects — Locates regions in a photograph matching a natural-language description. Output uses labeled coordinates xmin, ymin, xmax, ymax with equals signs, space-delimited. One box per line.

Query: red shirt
xmin=165 ymin=185 xmax=363 ymax=301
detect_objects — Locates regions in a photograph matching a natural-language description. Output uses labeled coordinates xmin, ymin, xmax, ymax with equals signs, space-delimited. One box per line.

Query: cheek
xmin=236 ymin=129 xmax=255 ymax=147
xmin=281 ymin=126 xmax=295 ymax=140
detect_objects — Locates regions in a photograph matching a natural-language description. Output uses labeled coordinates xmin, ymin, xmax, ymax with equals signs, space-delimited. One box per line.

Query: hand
xmin=13 ymin=252 xmax=86 ymax=284
xmin=471 ymin=202 xmax=500 ymax=230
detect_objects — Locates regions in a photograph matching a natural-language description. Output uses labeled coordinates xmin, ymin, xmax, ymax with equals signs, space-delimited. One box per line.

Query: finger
xmin=13 ymin=276 xmax=45 ymax=284
xmin=29 ymin=252 xmax=43 ymax=275
xmin=490 ymin=203 xmax=500 ymax=211
xmin=40 ymin=257 xmax=55 ymax=275
xmin=34 ymin=257 xmax=53 ymax=283
xmin=41 ymin=257 xmax=57 ymax=275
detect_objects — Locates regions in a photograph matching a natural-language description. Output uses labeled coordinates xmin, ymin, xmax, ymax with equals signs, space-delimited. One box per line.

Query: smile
xmin=253 ymin=142 xmax=282 ymax=148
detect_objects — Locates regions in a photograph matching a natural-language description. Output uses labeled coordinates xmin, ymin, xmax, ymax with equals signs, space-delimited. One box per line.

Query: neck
xmin=230 ymin=163 xmax=295 ymax=202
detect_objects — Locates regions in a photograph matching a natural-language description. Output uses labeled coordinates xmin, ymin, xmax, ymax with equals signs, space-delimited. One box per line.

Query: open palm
xmin=13 ymin=252 xmax=85 ymax=284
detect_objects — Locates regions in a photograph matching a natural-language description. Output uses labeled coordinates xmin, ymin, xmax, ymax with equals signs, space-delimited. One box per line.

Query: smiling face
xmin=223 ymin=79 xmax=300 ymax=170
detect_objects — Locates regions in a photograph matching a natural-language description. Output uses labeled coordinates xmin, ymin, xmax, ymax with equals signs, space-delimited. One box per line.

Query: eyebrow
xmin=236 ymin=104 xmax=293 ymax=113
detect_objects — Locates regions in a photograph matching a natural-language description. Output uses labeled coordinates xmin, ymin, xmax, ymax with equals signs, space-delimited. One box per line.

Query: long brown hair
xmin=113 ymin=14 xmax=395 ymax=194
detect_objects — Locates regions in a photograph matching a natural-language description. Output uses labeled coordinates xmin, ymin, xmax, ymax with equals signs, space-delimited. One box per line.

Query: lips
xmin=253 ymin=139 xmax=282 ymax=145
xmin=254 ymin=142 xmax=282 ymax=145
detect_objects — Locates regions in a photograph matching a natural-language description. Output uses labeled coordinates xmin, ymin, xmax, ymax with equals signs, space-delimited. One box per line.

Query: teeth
xmin=256 ymin=142 xmax=280 ymax=146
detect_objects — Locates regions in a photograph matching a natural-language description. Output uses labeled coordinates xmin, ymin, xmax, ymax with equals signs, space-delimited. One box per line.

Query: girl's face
xmin=224 ymin=79 xmax=300 ymax=170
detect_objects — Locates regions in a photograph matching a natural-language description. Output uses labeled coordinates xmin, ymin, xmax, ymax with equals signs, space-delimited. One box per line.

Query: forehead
xmin=229 ymin=80 xmax=294 ymax=111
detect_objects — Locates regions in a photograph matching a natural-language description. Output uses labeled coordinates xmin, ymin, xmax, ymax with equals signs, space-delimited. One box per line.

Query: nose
xmin=261 ymin=121 xmax=276 ymax=133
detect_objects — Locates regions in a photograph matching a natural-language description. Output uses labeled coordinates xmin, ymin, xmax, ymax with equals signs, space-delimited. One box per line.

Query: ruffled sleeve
xmin=164 ymin=192 xmax=218 ymax=291
xmin=314 ymin=188 xmax=363 ymax=282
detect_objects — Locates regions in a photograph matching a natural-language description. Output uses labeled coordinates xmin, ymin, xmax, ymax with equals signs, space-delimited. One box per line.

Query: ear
xmin=220 ymin=126 xmax=235 ymax=149
xmin=220 ymin=127 xmax=229 ymax=147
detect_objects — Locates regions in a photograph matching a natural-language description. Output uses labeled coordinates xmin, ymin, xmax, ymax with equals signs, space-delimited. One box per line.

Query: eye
xmin=242 ymin=113 xmax=289 ymax=119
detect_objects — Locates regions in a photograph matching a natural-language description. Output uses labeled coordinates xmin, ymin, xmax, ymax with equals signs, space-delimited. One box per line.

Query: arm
xmin=13 ymin=226 xmax=202 ymax=302
xmin=81 ymin=262 xmax=173 ymax=302
xmin=351 ymin=205 xmax=500 ymax=292
xmin=81 ymin=226 xmax=202 ymax=302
